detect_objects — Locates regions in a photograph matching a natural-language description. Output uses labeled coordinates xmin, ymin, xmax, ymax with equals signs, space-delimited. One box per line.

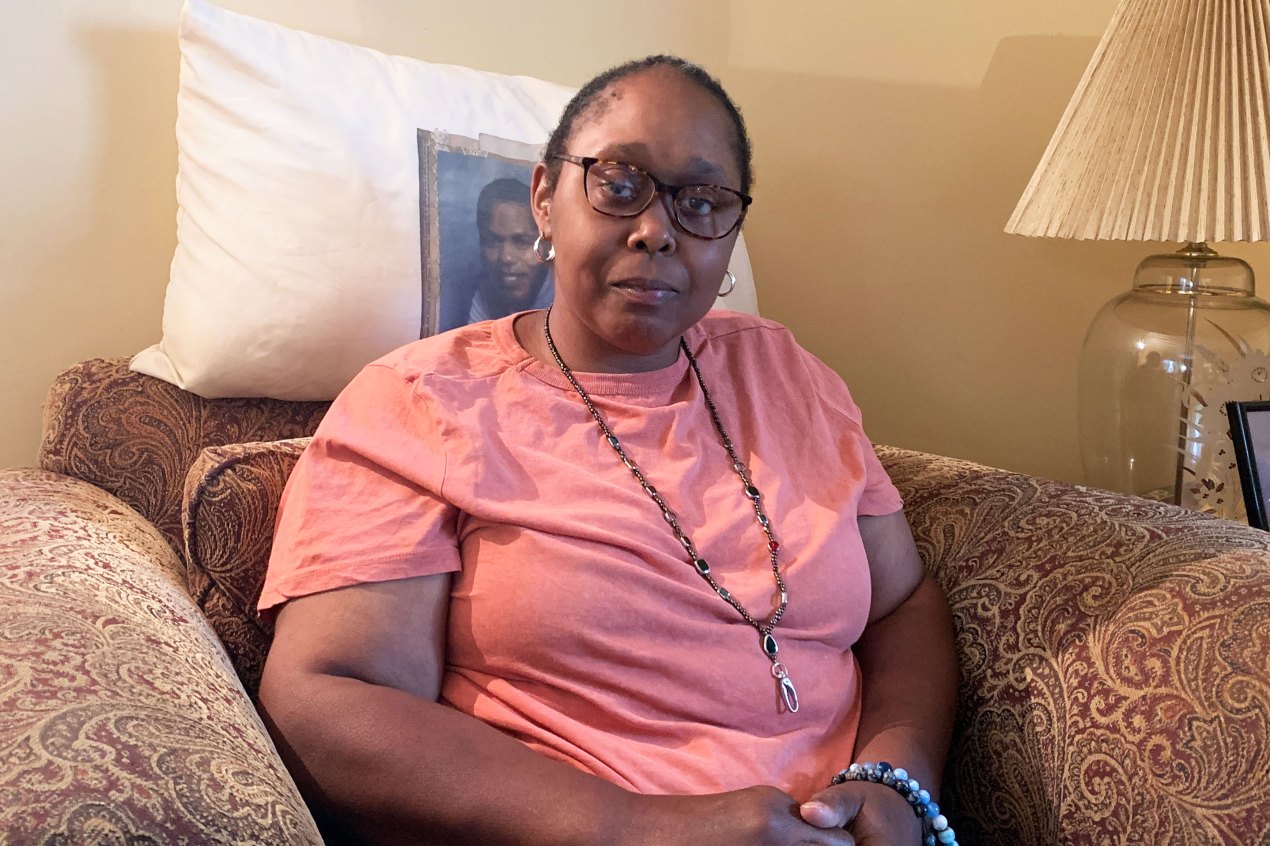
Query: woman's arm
xmin=800 ymin=511 xmax=958 ymax=842
xmin=258 ymin=574 xmax=630 ymax=845
xmin=853 ymin=511 xmax=957 ymax=791
xmin=258 ymin=574 xmax=858 ymax=846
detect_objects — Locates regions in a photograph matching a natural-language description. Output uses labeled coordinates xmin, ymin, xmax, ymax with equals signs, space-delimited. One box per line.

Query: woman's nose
xmin=627 ymin=195 xmax=677 ymax=254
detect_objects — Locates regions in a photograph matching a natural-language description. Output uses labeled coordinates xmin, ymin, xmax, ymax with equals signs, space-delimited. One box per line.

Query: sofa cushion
xmin=878 ymin=445 xmax=1270 ymax=845
xmin=41 ymin=358 xmax=328 ymax=557
xmin=183 ymin=438 xmax=310 ymax=695
xmin=0 ymin=469 xmax=320 ymax=843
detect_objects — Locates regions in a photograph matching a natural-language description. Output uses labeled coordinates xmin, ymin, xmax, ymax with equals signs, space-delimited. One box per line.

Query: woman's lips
xmin=611 ymin=278 xmax=677 ymax=304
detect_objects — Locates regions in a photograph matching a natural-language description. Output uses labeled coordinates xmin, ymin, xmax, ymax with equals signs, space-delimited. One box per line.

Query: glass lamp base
xmin=1079 ymin=243 xmax=1270 ymax=522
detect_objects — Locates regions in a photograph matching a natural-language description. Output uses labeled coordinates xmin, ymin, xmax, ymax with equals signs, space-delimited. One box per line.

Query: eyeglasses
xmin=554 ymin=154 xmax=752 ymax=240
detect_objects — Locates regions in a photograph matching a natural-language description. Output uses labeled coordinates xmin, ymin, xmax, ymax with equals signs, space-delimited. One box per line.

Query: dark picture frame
xmin=1226 ymin=399 xmax=1270 ymax=530
xmin=417 ymin=130 xmax=550 ymax=337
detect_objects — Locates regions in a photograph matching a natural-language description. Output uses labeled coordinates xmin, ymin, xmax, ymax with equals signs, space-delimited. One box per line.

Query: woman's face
xmin=530 ymin=67 xmax=743 ymax=372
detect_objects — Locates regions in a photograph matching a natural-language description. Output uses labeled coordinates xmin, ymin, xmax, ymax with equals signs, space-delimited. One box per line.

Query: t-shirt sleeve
xmin=795 ymin=345 xmax=904 ymax=517
xmin=258 ymin=362 xmax=461 ymax=616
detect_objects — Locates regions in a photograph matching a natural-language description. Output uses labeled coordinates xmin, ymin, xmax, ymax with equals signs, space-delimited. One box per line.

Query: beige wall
xmin=4 ymin=1 xmax=1268 ymax=484
xmin=0 ymin=0 xmax=725 ymax=469
xmin=723 ymin=0 xmax=1270 ymax=483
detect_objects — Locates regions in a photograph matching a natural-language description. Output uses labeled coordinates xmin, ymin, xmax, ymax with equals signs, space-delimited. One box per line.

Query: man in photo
xmin=440 ymin=177 xmax=553 ymax=331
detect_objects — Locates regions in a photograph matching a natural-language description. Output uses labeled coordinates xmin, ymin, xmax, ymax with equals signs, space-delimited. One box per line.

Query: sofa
xmin=1 ymin=356 xmax=1267 ymax=845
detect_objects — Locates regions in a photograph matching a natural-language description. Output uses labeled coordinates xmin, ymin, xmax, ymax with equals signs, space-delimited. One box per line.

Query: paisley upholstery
xmin=878 ymin=445 xmax=1270 ymax=846
xmin=0 ymin=468 xmax=321 ymax=844
xmin=12 ymin=358 xmax=1270 ymax=844
xmin=40 ymin=358 xmax=329 ymax=556
xmin=183 ymin=438 xmax=311 ymax=696
xmin=169 ymin=439 xmax=1270 ymax=844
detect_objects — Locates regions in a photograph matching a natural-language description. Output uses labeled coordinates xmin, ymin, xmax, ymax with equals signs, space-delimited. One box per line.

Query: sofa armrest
xmin=878 ymin=446 xmax=1270 ymax=846
xmin=0 ymin=469 xmax=321 ymax=844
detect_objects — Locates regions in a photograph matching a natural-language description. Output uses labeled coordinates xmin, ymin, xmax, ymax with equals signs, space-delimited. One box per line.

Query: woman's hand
xmin=617 ymin=786 xmax=860 ymax=846
xmin=799 ymin=781 xmax=922 ymax=845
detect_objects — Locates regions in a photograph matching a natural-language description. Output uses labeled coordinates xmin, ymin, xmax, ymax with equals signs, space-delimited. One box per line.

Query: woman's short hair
xmin=541 ymin=55 xmax=753 ymax=195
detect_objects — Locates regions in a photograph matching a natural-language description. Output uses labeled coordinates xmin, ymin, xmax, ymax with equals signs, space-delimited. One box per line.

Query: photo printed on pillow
xmin=418 ymin=131 xmax=553 ymax=337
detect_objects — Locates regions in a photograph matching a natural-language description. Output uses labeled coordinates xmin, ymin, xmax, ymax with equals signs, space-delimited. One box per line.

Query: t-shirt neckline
xmin=493 ymin=311 xmax=694 ymax=396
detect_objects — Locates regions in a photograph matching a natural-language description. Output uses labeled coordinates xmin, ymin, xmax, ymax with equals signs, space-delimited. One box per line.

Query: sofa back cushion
xmin=40 ymin=358 xmax=329 ymax=556
xmin=182 ymin=438 xmax=310 ymax=694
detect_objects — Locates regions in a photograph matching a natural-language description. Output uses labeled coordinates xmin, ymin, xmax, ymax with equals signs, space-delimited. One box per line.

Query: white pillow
xmin=132 ymin=0 xmax=759 ymax=400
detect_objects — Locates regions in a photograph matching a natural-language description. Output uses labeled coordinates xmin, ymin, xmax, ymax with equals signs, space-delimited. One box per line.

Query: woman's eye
xmin=597 ymin=179 xmax=640 ymax=202
xmin=683 ymin=196 xmax=714 ymax=216
xmin=680 ymin=189 xmax=725 ymax=217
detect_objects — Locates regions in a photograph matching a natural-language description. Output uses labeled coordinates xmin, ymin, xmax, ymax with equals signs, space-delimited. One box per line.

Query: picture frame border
xmin=417 ymin=129 xmax=543 ymax=338
xmin=1225 ymin=399 xmax=1270 ymax=530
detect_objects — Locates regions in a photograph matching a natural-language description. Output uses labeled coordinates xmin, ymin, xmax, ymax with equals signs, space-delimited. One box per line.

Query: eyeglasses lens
xmin=585 ymin=162 xmax=742 ymax=239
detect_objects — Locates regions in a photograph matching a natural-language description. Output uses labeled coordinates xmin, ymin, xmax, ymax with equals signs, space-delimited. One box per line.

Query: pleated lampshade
xmin=1006 ymin=0 xmax=1270 ymax=242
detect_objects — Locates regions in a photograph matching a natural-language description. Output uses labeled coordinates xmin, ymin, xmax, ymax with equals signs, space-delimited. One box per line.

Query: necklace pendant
xmin=771 ymin=660 xmax=799 ymax=713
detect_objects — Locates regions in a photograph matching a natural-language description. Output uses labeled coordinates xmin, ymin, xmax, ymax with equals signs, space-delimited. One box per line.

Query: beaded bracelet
xmin=830 ymin=762 xmax=959 ymax=846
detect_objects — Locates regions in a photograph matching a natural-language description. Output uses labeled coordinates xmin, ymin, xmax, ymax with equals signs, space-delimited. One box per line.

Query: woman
xmin=258 ymin=55 xmax=958 ymax=845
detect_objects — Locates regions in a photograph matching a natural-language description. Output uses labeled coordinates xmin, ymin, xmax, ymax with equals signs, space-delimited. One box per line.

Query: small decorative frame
xmin=1225 ymin=400 xmax=1270 ymax=530
xmin=417 ymin=130 xmax=546 ymax=337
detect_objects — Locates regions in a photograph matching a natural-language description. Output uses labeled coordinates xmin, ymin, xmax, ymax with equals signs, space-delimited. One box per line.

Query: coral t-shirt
xmin=260 ymin=311 xmax=903 ymax=798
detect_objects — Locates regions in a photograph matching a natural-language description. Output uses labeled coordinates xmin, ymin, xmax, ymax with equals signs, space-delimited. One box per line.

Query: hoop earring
xmin=533 ymin=234 xmax=556 ymax=263
xmin=718 ymin=270 xmax=736 ymax=297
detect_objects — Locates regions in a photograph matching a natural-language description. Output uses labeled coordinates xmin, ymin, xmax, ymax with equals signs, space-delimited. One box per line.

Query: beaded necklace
xmin=542 ymin=308 xmax=799 ymax=714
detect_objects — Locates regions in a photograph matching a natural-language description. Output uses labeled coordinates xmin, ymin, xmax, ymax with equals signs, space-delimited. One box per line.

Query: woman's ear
xmin=529 ymin=161 xmax=553 ymax=238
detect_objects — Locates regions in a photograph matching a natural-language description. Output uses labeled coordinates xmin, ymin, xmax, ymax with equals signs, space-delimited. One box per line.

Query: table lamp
xmin=1006 ymin=0 xmax=1270 ymax=521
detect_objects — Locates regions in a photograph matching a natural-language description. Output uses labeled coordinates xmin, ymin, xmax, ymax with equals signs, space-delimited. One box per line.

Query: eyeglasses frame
xmin=552 ymin=154 xmax=752 ymax=241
